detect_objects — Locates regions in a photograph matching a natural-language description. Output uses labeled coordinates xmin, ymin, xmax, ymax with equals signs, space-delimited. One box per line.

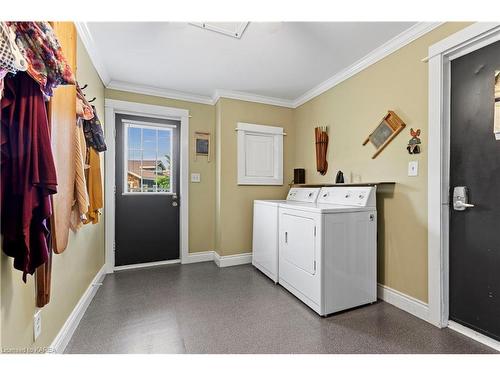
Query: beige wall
xmin=1 ymin=34 xmax=105 ymax=351
xmin=293 ymin=22 xmax=471 ymax=302
xmin=215 ymin=98 xmax=294 ymax=256
xmin=104 ymin=89 xmax=216 ymax=253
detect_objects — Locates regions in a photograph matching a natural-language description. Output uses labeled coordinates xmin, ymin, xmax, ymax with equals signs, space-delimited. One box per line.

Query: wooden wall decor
xmin=48 ymin=22 xmax=77 ymax=253
xmin=315 ymin=126 xmax=329 ymax=175
xmin=194 ymin=131 xmax=211 ymax=161
xmin=363 ymin=110 xmax=406 ymax=159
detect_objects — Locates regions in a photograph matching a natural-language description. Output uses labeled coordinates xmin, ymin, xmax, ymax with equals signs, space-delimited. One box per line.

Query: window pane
xmin=157 ymin=129 xmax=172 ymax=192
xmin=124 ymin=123 xmax=174 ymax=194
xmin=127 ymin=149 xmax=142 ymax=192
xmin=141 ymin=128 xmax=157 ymax=192
xmin=128 ymin=126 xmax=141 ymax=150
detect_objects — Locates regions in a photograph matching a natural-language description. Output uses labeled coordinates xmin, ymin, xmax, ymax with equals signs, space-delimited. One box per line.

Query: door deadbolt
xmin=172 ymin=201 xmax=178 ymax=207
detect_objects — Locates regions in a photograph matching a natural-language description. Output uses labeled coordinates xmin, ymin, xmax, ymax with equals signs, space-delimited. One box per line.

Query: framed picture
xmin=363 ymin=111 xmax=406 ymax=159
xmin=196 ymin=138 xmax=209 ymax=155
xmin=194 ymin=132 xmax=211 ymax=161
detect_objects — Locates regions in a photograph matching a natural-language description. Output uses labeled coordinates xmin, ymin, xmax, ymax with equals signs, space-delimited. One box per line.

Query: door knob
xmin=453 ymin=186 xmax=474 ymax=211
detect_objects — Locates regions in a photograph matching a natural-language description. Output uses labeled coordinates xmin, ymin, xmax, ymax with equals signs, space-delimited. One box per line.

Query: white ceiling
xmin=85 ymin=22 xmax=422 ymax=105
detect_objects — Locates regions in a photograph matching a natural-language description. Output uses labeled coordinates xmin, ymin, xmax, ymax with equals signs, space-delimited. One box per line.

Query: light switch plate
xmin=191 ymin=173 xmax=201 ymax=183
xmin=33 ymin=310 xmax=42 ymax=341
xmin=408 ymin=161 xmax=418 ymax=177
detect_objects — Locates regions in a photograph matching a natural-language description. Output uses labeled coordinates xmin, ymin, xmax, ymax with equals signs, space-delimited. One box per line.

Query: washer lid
xmin=254 ymin=199 xmax=288 ymax=207
xmin=280 ymin=202 xmax=375 ymax=213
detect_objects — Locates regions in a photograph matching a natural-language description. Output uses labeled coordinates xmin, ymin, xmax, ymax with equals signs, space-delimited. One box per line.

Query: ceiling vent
xmin=189 ymin=22 xmax=249 ymax=39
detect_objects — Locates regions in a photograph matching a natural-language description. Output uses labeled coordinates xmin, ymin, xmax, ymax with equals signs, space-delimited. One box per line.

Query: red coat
xmin=1 ymin=72 xmax=58 ymax=281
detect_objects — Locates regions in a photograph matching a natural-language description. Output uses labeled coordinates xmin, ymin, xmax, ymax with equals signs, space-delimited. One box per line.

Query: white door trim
xmin=104 ymin=99 xmax=190 ymax=273
xmin=427 ymin=23 xmax=500 ymax=327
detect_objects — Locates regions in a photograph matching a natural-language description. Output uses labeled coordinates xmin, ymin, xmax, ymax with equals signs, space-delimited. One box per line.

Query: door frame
xmin=104 ymin=99 xmax=190 ymax=273
xmin=427 ymin=23 xmax=500 ymax=328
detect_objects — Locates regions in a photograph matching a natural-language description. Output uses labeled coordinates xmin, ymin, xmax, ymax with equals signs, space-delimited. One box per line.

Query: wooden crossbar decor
xmin=363 ymin=111 xmax=406 ymax=159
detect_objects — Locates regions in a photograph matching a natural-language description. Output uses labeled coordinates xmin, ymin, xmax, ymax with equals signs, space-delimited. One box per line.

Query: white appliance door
xmin=252 ymin=203 xmax=278 ymax=281
xmin=279 ymin=208 xmax=321 ymax=306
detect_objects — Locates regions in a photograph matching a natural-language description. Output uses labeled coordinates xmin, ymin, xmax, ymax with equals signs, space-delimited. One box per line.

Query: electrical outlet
xmin=408 ymin=161 xmax=418 ymax=177
xmin=33 ymin=310 xmax=42 ymax=341
xmin=191 ymin=173 xmax=201 ymax=183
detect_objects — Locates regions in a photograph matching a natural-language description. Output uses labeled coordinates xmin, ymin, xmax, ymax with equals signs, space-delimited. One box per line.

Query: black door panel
xmin=115 ymin=114 xmax=180 ymax=266
xmin=449 ymin=40 xmax=500 ymax=341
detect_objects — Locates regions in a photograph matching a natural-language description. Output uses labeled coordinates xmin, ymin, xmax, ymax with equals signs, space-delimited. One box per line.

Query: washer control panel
xmin=317 ymin=186 xmax=376 ymax=207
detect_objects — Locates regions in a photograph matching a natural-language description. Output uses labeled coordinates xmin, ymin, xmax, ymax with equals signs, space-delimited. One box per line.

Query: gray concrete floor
xmin=65 ymin=262 xmax=497 ymax=354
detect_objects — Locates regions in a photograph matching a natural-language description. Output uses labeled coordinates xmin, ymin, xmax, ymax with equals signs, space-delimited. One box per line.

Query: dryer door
xmin=281 ymin=213 xmax=316 ymax=274
xmin=279 ymin=208 xmax=321 ymax=309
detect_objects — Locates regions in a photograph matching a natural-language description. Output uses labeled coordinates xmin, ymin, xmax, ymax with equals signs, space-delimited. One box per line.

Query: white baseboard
xmin=114 ymin=259 xmax=180 ymax=272
xmin=49 ymin=265 xmax=106 ymax=354
xmin=182 ymin=251 xmax=215 ymax=264
xmin=213 ymin=252 xmax=252 ymax=268
xmin=377 ymin=283 xmax=429 ymax=322
xmin=448 ymin=321 xmax=500 ymax=352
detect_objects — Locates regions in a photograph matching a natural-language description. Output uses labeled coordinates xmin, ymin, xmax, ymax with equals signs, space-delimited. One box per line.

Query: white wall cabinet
xmin=236 ymin=122 xmax=284 ymax=185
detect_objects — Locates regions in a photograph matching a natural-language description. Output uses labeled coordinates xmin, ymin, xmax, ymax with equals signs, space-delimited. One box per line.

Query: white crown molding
xmin=107 ymin=80 xmax=215 ymax=105
xmin=292 ymin=22 xmax=444 ymax=108
xmin=80 ymin=21 xmax=442 ymax=109
xmin=213 ymin=89 xmax=295 ymax=108
xmin=74 ymin=22 xmax=111 ymax=85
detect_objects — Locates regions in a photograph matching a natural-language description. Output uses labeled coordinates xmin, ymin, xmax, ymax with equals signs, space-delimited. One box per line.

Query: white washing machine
xmin=278 ymin=186 xmax=377 ymax=316
xmin=252 ymin=187 xmax=320 ymax=283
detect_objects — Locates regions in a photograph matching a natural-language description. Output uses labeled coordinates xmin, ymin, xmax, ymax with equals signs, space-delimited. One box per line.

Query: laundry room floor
xmin=65 ymin=262 xmax=496 ymax=354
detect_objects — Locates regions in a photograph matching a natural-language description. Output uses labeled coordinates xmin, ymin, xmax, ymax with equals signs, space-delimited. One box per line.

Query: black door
xmin=115 ymin=114 xmax=180 ymax=266
xmin=449 ymin=40 xmax=500 ymax=341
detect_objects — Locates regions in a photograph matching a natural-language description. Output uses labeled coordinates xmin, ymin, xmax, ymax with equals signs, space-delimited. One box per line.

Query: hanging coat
xmin=83 ymin=147 xmax=103 ymax=225
xmin=1 ymin=72 xmax=58 ymax=281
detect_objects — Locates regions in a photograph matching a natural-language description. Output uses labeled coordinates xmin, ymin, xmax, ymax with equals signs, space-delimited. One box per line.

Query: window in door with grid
xmin=124 ymin=123 xmax=174 ymax=193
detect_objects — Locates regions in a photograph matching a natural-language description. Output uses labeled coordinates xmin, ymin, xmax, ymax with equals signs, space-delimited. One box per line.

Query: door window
xmin=123 ymin=122 xmax=174 ymax=194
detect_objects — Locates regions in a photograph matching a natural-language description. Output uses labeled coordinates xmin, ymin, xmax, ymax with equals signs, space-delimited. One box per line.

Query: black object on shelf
xmin=294 ymin=168 xmax=305 ymax=184
xmin=335 ymin=170 xmax=344 ymax=183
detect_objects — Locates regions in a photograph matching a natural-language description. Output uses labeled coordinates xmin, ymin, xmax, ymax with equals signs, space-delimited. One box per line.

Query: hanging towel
xmin=1 ymin=72 xmax=57 ymax=281
xmin=83 ymin=147 xmax=103 ymax=225
xmin=70 ymin=118 xmax=89 ymax=231
xmin=495 ymin=71 xmax=500 ymax=140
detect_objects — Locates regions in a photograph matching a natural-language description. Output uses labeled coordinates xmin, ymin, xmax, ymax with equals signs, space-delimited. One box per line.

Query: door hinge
xmin=314 ymin=226 xmax=316 ymax=237
xmin=314 ymin=260 xmax=316 ymax=271
xmin=113 ymin=241 xmax=116 ymax=253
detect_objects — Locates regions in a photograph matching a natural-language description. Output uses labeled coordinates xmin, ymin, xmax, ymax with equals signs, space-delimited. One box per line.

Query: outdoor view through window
xmin=125 ymin=123 xmax=173 ymax=193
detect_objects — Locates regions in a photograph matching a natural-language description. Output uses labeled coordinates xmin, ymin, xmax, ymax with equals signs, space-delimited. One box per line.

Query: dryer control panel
xmin=286 ymin=188 xmax=321 ymax=202
xmin=317 ymin=187 xmax=376 ymax=207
